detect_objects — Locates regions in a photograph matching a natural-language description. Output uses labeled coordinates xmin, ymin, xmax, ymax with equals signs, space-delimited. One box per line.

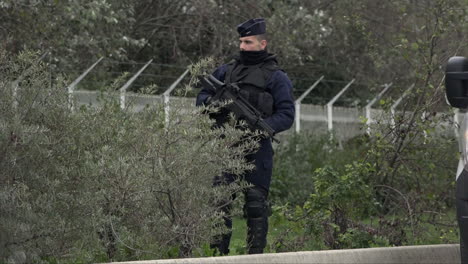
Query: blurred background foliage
xmin=2 ymin=0 xmax=467 ymax=104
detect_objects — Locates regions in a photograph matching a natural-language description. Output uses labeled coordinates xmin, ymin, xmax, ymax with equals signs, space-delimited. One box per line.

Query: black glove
xmin=204 ymin=96 xmax=212 ymax=105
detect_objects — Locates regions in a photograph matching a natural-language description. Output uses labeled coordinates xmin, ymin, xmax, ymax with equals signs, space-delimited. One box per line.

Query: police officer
xmin=196 ymin=18 xmax=295 ymax=254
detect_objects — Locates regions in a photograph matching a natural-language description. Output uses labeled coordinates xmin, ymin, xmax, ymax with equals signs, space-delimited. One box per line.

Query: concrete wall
xmin=108 ymin=244 xmax=460 ymax=264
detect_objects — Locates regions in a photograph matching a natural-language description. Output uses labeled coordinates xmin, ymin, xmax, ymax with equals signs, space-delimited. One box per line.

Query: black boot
xmin=244 ymin=186 xmax=269 ymax=254
xmin=210 ymin=231 xmax=231 ymax=255
xmin=247 ymin=217 xmax=268 ymax=254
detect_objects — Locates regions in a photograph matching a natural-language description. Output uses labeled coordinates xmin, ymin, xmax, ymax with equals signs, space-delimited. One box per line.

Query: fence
xmin=44 ymin=57 xmax=459 ymax=141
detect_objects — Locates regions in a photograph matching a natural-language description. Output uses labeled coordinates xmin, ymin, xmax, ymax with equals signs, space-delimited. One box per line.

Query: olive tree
xmin=0 ymin=50 xmax=257 ymax=262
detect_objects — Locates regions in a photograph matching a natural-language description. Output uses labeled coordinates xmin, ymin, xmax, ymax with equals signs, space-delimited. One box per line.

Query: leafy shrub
xmin=301 ymin=162 xmax=377 ymax=249
xmin=269 ymin=127 xmax=458 ymax=251
xmin=0 ymin=50 xmax=258 ymax=262
xmin=270 ymin=133 xmax=369 ymax=206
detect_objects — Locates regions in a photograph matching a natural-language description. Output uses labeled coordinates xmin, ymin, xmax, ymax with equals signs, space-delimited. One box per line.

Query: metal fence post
xmin=390 ymin=83 xmax=414 ymax=130
xmin=295 ymin=102 xmax=301 ymax=133
xmin=365 ymin=83 xmax=393 ymax=135
xmin=162 ymin=69 xmax=189 ymax=126
xmin=66 ymin=57 xmax=104 ymax=111
xmin=326 ymin=79 xmax=355 ymax=132
xmin=119 ymin=59 xmax=153 ymax=109
xmin=294 ymin=76 xmax=324 ymax=133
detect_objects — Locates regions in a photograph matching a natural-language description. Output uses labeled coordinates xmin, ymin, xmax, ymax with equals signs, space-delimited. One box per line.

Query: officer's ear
xmin=260 ymin=40 xmax=267 ymax=50
xmin=446 ymin=56 xmax=468 ymax=108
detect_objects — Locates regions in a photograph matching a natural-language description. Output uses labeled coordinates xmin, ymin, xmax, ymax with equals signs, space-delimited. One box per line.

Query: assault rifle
xmin=199 ymin=74 xmax=280 ymax=143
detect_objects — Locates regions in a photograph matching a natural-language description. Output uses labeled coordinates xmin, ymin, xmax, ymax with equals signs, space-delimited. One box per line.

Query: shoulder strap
xmin=225 ymin=59 xmax=237 ymax=83
xmin=260 ymin=60 xmax=282 ymax=84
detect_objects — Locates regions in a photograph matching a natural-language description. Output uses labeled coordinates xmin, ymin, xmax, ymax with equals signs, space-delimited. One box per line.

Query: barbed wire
xmin=50 ymin=59 xmax=387 ymax=100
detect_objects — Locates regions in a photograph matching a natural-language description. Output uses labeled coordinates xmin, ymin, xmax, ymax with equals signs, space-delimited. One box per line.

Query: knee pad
xmin=245 ymin=187 xmax=268 ymax=218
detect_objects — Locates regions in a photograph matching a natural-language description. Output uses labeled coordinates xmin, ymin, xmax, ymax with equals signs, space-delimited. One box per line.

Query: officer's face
xmin=239 ymin=36 xmax=267 ymax=51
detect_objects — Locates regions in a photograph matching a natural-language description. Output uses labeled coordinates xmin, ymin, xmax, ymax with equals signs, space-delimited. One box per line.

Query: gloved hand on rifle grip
xmin=204 ymin=96 xmax=212 ymax=105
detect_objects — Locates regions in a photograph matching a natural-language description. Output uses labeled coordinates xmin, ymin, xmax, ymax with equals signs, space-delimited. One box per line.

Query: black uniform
xmin=196 ymin=53 xmax=295 ymax=254
xmin=196 ymin=17 xmax=294 ymax=255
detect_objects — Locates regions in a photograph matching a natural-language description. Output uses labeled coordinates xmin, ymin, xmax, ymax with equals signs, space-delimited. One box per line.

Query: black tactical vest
xmin=224 ymin=58 xmax=280 ymax=118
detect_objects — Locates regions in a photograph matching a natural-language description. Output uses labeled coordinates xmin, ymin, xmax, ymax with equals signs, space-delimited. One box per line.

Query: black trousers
xmin=211 ymin=183 xmax=269 ymax=255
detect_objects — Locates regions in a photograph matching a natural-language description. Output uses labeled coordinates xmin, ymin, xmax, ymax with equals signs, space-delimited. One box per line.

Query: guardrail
xmin=106 ymin=244 xmax=460 ymax=264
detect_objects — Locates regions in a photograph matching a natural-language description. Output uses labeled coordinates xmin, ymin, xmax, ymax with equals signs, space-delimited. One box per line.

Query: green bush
xmin=269 ymin=126 xmax=458 ymax=251
xmin=0 ymin=51 xmax=258 ymax=262
xmin=299 ymin=162 xmax=377 ymax=249
xmin=270 ymin=133 xmax=369 ymax=206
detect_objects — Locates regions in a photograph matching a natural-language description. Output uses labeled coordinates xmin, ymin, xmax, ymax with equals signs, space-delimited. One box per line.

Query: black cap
xmin=237 ymin=18 xmax=266 ymax=37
